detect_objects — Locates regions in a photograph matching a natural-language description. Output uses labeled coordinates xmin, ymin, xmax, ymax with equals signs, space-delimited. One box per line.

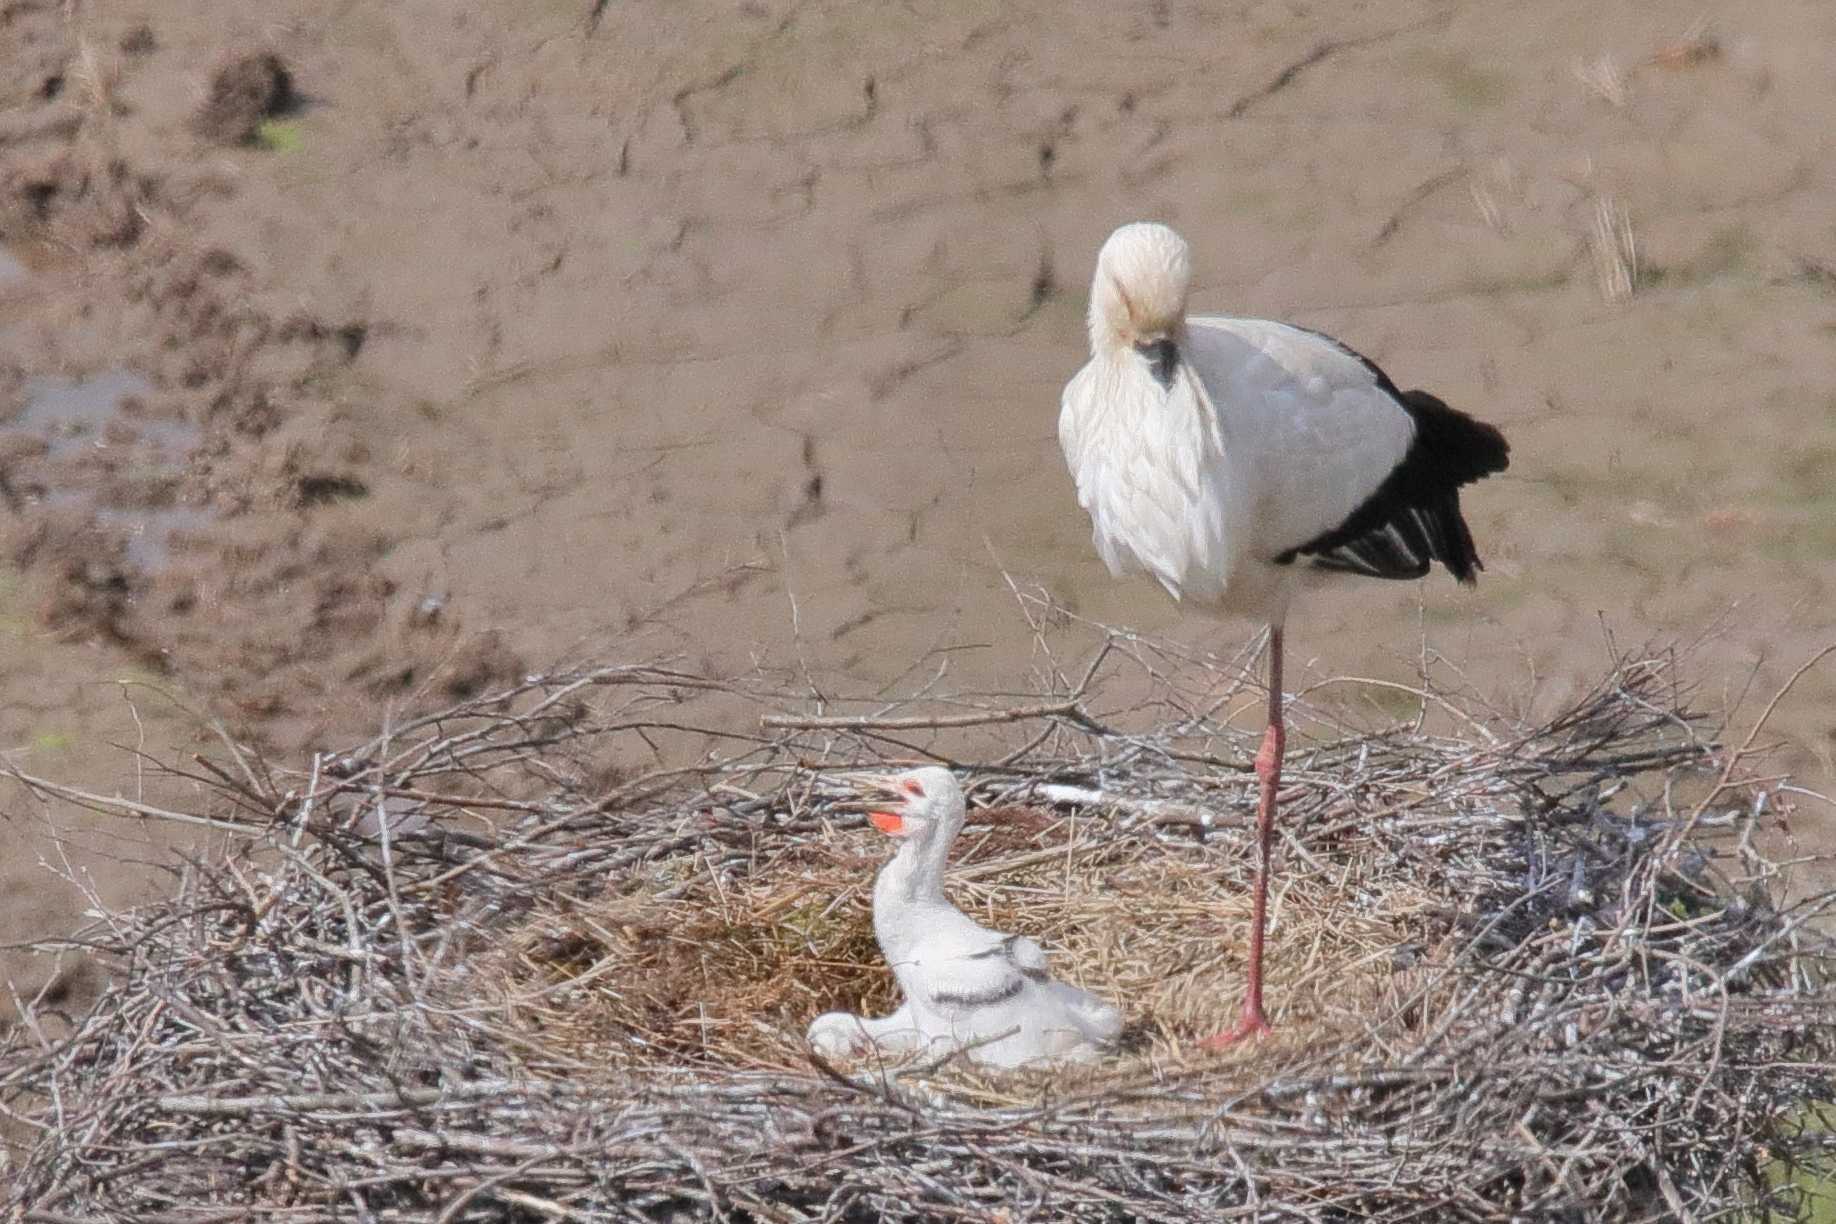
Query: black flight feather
xmin=1277 ymin=334 xmax=1510 ymax=583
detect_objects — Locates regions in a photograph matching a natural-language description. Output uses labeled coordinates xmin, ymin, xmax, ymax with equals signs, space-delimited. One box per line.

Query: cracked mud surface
xmin=3 ymin=0 xmax=1835 ymax=1013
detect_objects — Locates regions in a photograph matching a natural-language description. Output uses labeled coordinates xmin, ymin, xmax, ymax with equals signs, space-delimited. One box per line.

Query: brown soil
xmin=3 ymin=0 xmax=1835 ymax=1019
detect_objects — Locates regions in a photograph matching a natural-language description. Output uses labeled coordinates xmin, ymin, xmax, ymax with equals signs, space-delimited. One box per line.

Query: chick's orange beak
xmin=868 ymin=810 xmax=905 ymax=835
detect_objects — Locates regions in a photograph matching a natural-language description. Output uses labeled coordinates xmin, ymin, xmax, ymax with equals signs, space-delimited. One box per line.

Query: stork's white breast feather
xmin=1059 ymin=316 xmax=1415 ymax=612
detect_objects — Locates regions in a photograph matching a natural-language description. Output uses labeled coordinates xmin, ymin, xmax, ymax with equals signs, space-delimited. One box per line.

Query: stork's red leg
xmin=1204 ymin=624 xmax=1283 ymax=1048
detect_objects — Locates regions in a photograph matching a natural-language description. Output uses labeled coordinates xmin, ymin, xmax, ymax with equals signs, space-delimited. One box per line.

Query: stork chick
xmin=806 ymin=767 xmax=1122 ymax=1070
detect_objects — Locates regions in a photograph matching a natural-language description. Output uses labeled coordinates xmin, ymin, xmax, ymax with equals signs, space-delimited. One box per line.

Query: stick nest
xmin=3 ymin=624 xmax=1834 ymax=1222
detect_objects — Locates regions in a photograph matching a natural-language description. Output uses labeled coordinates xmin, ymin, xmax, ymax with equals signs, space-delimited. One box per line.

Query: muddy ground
xmin=2 ymin=0 xmax=1834 ymax=1019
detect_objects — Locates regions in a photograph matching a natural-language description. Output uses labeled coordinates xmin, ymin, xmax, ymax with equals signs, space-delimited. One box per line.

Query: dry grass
xmin=1576 ymin=18 xmax=1723 ymax=110
xmin=487 ymin=808 xmax=1428 ymax=1080
xmin=1574 ymin=52 xmax=1630 ymax=109
xmin=1591 ymin=194 xmax=1640 ymax=303
xmin=2 ymin=613 xmax=1834 ymax=1221
xmin=1647 ymin=18 xmax=1722 ymax=71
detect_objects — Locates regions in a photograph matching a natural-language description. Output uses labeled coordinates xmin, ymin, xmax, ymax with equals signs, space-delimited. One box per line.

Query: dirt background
xmin=2 ymin=0 xmax=1834 ymax=1020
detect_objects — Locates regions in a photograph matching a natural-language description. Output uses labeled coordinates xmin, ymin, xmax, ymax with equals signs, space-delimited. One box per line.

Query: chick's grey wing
xmin=922 ymin=934 xmax=1041 ymax=1009
xmin=1001 ymin=934 xmax=1051 ymax=979
xmin=966 ymin=933 xmax=1050 ymax=982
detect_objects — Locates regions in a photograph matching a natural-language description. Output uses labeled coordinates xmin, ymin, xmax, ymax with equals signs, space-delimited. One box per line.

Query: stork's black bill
xmin=1278 ymin=335 xmax=1510 ymax=583
xmin=1135 ymin=337 xmax=1178 ymax=389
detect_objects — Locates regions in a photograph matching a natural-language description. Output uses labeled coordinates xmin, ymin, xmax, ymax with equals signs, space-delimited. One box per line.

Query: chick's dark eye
xmin=901 ymin=779 xmax=925 ymax=797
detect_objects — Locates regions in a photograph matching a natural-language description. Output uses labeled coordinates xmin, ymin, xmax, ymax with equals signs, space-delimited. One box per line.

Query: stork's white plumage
xmin=1059 ymin=221 xmax=1510 ymax=1044
xmin=806 ymin=767 xmax=1122 ymax=1069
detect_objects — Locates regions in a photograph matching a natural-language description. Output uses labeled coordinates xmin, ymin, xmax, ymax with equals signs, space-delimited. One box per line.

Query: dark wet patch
xmin=5 ymin=371 xmax=214 ymax=575
xmin=1 ymin=155 xmax=151 ymax=247
xmin=15 ymin=371 xmax=164 ymax=456
xmin=438 ymin=629 xmax=526 ymax=700
xmin=119 ymin=24 xmax=156 ymax=57
xmin=91 ymin=502 xmax=214 ymax=571
xmin=294 ymin=473 xmax=368 ymax=506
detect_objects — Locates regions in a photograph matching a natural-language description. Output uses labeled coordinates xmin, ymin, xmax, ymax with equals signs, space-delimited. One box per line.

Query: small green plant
xmin=31 ymin=729 xmax=73 ymax=754
xmin=1644 ymin=225 xmax=1757 ymax=288
xmin=1411 ymin=51 xmax=1511 ymax=109
xmin=254 ymin=118 xmax=303 ymax=153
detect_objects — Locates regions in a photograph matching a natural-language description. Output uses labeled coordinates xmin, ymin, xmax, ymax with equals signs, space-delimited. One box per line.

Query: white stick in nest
xmin=806 ymin=767 xmax=1123 ymax=1070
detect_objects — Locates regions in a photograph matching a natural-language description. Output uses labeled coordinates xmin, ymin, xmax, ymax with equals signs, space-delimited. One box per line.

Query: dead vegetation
xmin=191 ymin=51 xmax=296 ymax=145
xmin=1 ymin=615 xmax=1833 ymax=1221
xmin=1590 ymin=194 xmax=1640 ymax=304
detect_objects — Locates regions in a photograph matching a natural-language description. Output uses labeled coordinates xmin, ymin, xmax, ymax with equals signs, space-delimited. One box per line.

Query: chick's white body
xmin=866 ymin=843 xmax=1120 ymax=1069
xmin=806 ymin=768 xmax=1121 ymax=1070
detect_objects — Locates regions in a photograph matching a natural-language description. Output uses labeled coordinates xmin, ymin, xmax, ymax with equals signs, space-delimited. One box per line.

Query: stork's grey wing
xmin=1275 ymin=386 xmax=1509 ymax=583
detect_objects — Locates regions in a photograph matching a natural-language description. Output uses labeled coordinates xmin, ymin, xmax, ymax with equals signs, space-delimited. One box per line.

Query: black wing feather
xmin=1276 ymin=336 xmax=1510 ymax=583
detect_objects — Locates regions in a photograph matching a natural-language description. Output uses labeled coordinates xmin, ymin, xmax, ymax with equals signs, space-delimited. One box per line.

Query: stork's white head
xmin=1088 ymin=222 xmax=1193 ymax=357
xmin=850 ymin=765 xmax=965 ymax=843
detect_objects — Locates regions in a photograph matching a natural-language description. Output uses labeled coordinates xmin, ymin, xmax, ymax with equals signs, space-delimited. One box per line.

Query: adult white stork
xmin=1058 ymin=221 xmax=1510 ymax=1045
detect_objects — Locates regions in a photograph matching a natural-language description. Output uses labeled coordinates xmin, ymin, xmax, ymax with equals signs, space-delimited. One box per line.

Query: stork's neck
xmin=872 ymin=822 xmax=959 ymax=967
xmin=874 ymin=822 xmax=955 ymax=906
